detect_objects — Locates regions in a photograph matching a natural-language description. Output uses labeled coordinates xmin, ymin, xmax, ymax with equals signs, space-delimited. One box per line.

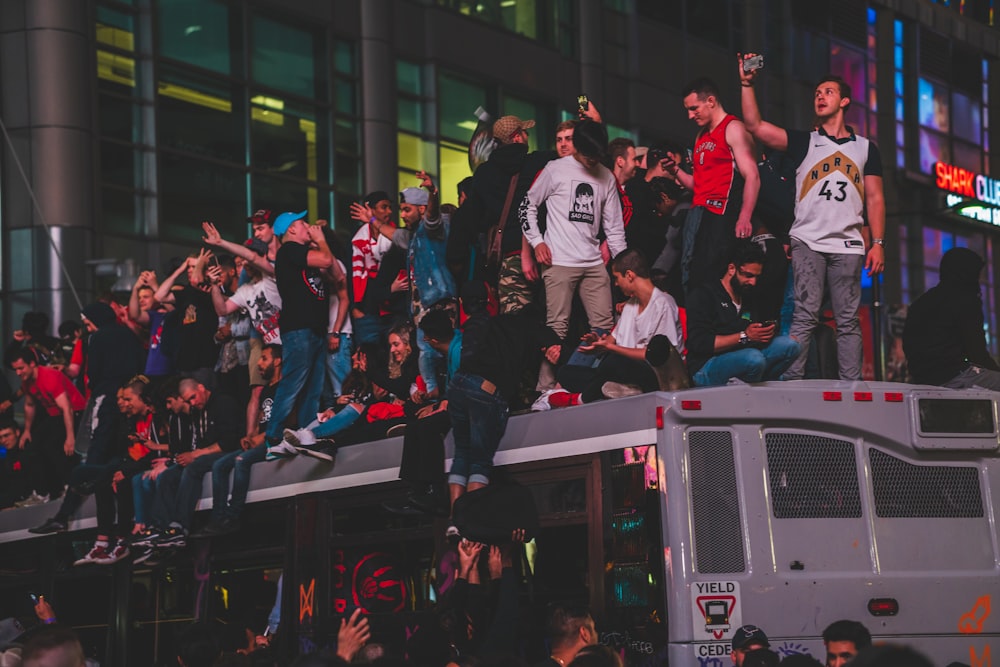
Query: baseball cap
xmin=243 ymin=238 xmax=268 ymax=256
xmin=732 ymin=625 xmax=769 ymax=650
xmin=272 ymin=210 xmax=308 ymax=236
xmin=492 ymin=115 xmax=536 ymax=144
xmin=364 ymin=191 xmax=391 ymax=209
xmin=400 ymin=187 xmax=429 ymax=206
xmin=247 ymin=209 xmax=273 ymax=226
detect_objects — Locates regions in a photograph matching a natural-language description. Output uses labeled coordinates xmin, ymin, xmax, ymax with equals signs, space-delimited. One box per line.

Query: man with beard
xmin=195 ymin=343 xmax=282 ymax=537
xmin=686 ymin=244 xmax=799 ymax=386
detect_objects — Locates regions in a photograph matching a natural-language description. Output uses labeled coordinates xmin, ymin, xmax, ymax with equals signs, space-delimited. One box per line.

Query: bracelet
xmin=44 ymin=617 xmax=56 ymax=624
xmin=369 ymin=216 xmax=376 ymax=224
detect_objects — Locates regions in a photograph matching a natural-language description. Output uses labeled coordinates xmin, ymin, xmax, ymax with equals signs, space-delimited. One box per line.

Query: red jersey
xmin=692 ymin=114 xmax=740 ymax=215
xmin=25 ymin=366 xmax=86 ymax=417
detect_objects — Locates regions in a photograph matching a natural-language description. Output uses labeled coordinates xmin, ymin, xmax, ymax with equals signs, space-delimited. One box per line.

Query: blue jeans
xmin=447 ymin=372 xmax=509 ymax=486
xmin=132 ymin=472 xmax=156 ymax=526
xmin=310 ymin=405 xmax=363 ymax=439
xmin=211 ymin=443 xmax=267 ymax=522
xmin=417 ymin=334 xmax=443 ymax=394
xmin=693 ymin=336 xmax=801 ymax=387
xmin=151 ymin=452 xmax=225 ymax=530
xmin=323 ymin=333 xmax=354 ymax=403
xmin=265 ymin=328 xmax=326 ymax=443
xmin=351 ymin=313 xmax=384 ymax=346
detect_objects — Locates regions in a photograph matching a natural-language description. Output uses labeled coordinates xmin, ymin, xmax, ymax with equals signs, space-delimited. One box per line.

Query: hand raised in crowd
xmin=488 ymin=545 xmax=503 ymax=580
xmin=33 ymin=595 xmax=56 ymax=624
xmin=350 ymin=201 xmax=374 ymax=224
xmin=201 ymin=221 xmax=223 ymax=246
xmin=205 ymin=265 xmax=223 ymax=285
xmin=457 ymin=538 xmax=483 ymax=579
xmin=305 ymin=222 xmax=326 ymax=245
xmin=737 ymin=52 xmax=762 ymax=87
xmin=579 ymin=98 xmax=602 ymax=123
xmin=138 ymin=270 xmax=158 ymax=288
xmin=415 ymin=169 xmax=435 ymax=190
xmin=336 ymin=608 xmax=371 ymax=663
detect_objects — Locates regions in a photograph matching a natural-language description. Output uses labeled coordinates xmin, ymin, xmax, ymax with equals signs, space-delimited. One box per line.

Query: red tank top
xmin=692 ymin=114 xmax=739 ymax=215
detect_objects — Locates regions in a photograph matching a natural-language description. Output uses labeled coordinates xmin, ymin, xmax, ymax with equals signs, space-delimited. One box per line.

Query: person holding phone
xmin=686 ymin=244 xmax=799 ymax=386
xmin=739 ymin=52 xmax=885 ymax=381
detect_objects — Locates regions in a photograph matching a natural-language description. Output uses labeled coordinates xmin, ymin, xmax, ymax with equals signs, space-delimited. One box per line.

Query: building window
xmin=397 ymin=60 xmax=439 ymax=198
xmin=894 ymin=18 xmax=906 ymax=169
xmin=435 ymin=0 xmax=575 ymax=55
xmin=915 ymin=28 xmax=990 ymax=176
xmin=156 ymin=0 xmax=232 ymax=75
xmin=250 ymin=16 xmax=320 ymax=100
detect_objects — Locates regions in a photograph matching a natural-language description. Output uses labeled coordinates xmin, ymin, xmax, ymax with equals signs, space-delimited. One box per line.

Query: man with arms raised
xmin=740 ymin=55 xmax=885 ymax=380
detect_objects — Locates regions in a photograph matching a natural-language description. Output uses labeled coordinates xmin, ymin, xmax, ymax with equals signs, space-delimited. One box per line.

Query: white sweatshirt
xmin=523 ymin=155 xmax=627 ymax=267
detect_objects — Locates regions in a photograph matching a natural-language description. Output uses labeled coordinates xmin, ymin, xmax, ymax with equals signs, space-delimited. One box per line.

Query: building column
xmin=0 ymin=0 xmax=95 ymax=332
xmin=359 ymin=0 xmax=397 ymax=198
xmin=578 ymin=0 xmax=604 ymax=107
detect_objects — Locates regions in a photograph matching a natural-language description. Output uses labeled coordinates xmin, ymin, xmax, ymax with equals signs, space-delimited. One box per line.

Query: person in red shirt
xmin=11 ymin=348 xmax=85 ymax=500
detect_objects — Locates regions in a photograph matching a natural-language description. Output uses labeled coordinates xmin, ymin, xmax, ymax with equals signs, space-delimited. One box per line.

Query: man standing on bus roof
xmin=731 ymin=625 xmax=770 ymax=667
xmin=902 ymin=247 xmax=1000 ymax=390
xmin=739 ymin=54 xmax=885 ymax=381
xmin=670 ymin=77 xmax=760 ymax=295
xmin=822 ymin=620 xmax=872 ymax=667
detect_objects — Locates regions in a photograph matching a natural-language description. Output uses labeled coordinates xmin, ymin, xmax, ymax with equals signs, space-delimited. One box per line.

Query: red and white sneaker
xmin=74 ymin=541 xmax=110 ymax=566
xmin=96 ymin=539 xmax=130 ymax=564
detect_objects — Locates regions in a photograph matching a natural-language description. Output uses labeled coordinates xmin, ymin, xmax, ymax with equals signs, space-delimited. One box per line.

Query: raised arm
xmin=727 ymin=120 xmax=760 ymax=239
xmin=738 ymin=52 xmax=789 ymax=151
xmin=202 ymin=221 xmax=274 ymax=275
xmin=305 ymin=224 xmax=335 ymax=270
xmin=153 ymin=259 xmax=190 ymax=305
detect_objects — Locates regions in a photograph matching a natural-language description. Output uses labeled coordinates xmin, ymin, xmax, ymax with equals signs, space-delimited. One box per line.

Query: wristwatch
xmin=872 ymin=238 xmax=885 ymax=246
xmin=739 ymin=331 xmax=750 ymax=345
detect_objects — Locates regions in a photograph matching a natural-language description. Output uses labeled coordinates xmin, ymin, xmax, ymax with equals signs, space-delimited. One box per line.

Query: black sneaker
xmin=132 ymin=546 xmax=155 ymax=565
xmin=131 ymin=527 xmax=164 ymax=548
xmin=28 ymin=517 xmax=68 ymax=535
xmin=154 ymin=527 xmax=187 ymax=548
xmin=296 ymin=445 xmax=335 ymax=462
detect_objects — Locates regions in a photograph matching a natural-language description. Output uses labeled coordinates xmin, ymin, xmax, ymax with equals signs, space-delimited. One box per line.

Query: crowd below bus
xmin=0 ymin=55 xmax=995 ymax=666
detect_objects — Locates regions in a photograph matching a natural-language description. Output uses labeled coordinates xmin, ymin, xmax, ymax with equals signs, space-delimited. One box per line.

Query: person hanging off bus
xmin=739 ymin=53 xmax=885 ymax=382
xmin=686 ymin=244 xmax=800 ymax=386
xmin=902 ymin=247 xmax=1000 ymax=390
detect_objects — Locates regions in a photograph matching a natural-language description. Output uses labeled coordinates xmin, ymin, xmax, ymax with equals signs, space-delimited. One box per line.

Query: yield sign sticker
xmin=691 ymin=581 xmax=742 ymax=640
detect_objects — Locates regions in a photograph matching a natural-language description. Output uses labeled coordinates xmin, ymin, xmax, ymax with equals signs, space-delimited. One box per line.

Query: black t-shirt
xmin=258 ymin=382 xmax=278 ymax=431
xmin=275 ymin=241 xmax=328 ymax=334
xmin=173 ymin=286 xmax=219 ymax=372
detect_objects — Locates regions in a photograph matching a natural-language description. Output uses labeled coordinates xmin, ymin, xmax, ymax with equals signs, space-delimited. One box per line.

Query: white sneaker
xmin=265 ymin=440 xmax=299 ymax=461
xmin=284 ymin=428 xmax=316 ymax=447
xmin=531 ymin=388 xmax=570 ymax=411
xmin=15 ymin=492 xmax=50 ymax=508
xmin=74 ymin=542 xmax=111 ymax=566
xmin=601 ymin=381 xmax=643 ymax=399
xmin=96 ymin=540 xmax=130 ymax=565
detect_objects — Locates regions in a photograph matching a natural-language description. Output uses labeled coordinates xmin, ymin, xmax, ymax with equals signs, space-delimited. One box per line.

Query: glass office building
xmin=1 ymin=0 xmax=998 ymax=371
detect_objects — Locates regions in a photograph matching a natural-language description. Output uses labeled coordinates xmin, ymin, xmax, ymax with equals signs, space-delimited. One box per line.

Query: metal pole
xmin=872 ymin=274 xmax=885 ymax=381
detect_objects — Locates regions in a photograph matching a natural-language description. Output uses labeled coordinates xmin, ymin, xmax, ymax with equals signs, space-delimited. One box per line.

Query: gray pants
xmin=784 ymin=239 xmax=865 ymax=380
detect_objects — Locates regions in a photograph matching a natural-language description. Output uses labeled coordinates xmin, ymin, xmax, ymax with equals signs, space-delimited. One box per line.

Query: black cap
xmin=732 ymin=625 xmax=769 ymax=650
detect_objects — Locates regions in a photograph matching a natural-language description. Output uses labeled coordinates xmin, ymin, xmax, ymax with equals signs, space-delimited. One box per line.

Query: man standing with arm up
xmin=739 ymin=54 xmax=885 ymax=380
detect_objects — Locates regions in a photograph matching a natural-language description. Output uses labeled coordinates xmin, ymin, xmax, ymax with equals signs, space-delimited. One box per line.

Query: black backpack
xmin=452 ymin=481 xmax=540 ymax=545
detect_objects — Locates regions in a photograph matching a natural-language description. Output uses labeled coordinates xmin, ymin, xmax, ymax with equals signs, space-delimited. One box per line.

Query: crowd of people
xmin=0 ymin=54 xmax=994 ymax=666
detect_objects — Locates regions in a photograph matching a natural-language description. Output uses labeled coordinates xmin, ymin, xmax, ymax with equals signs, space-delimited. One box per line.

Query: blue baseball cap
xmin=273 ymin=210 xmax=308 ymax=236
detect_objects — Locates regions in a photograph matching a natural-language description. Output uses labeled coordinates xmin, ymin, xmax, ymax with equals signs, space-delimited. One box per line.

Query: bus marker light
xmin=868 ymin=598 xmax=899 ymax=616
xmin=656 ymin=406 xmax=664 ymax=429
xmin=681 ymin=400 xmax=701 ymax=410
xmin=884 ymin=392 xmax=904 ymax=402
xmin=854 ymin=392 xmax=873 ymax=401
xmin=823 ymin=392 xmax=842 ymax=401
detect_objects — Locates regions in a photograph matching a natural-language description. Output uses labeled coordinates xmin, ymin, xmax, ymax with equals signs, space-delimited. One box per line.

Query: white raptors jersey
xmin=792 ymin=130 xmax=870 ymax=255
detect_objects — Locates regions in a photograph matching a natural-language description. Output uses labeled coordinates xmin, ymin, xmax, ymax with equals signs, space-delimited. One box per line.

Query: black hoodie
xmin=902 ymin=247 xmax=999 ymax=385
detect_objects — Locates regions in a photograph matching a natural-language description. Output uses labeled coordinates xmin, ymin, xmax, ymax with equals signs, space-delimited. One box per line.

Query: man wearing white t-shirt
xmin=539 ymin=250 xmax=683 ymax=407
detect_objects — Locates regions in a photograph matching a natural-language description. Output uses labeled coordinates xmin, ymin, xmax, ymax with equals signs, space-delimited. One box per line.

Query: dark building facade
xmin=1 ymin=0 xmax=998 ymax=372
